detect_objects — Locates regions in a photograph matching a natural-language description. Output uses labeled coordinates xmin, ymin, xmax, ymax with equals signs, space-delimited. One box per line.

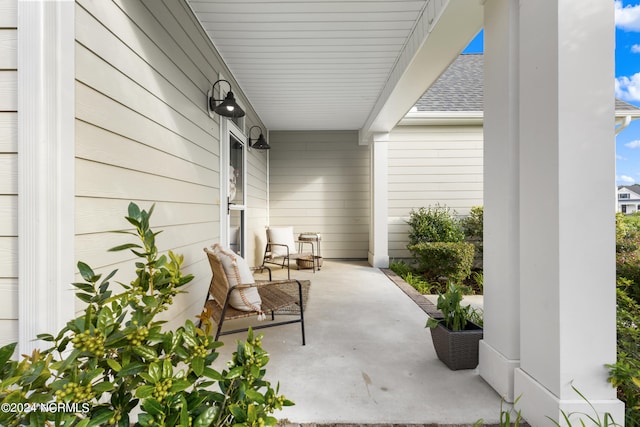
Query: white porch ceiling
xmin=187 ymin=0 xmax=483 ymax=133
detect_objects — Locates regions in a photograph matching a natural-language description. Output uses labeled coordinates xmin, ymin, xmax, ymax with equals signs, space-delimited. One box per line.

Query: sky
xmin=463 ymin=1 xmax=640 ymax=187
xmin=615 ymin=0 xmax=640 ymax=186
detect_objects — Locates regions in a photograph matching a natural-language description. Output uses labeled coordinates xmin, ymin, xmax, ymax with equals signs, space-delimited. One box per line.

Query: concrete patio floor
xmin=210 ymin=260 xmax=507 ymax=425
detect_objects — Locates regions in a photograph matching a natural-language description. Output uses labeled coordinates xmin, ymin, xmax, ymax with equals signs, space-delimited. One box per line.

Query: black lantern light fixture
xmin=248 ymin=125 xmax=270 ymax=150
xmin=208 ymin=79 xmax=245 ymax=118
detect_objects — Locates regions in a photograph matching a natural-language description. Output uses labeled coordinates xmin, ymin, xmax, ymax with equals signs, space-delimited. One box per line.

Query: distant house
xmin=618 ymin=184 xmax=640 ymax=214
xmin=388 ymin=54 xmax=484 ymax=259
xmin=388 ymin=54 xmax=640 ymax=258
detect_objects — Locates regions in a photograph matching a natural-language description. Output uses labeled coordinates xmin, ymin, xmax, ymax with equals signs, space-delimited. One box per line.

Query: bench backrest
xmin=203 ymin=248 xmax=230 ymax=308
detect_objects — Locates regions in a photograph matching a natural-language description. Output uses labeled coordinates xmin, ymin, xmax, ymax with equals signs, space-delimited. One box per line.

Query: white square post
xmin=514 ymin=0 xmax=623 ymax=423
xmin=479 ymin=0 xmax=521 ymax=403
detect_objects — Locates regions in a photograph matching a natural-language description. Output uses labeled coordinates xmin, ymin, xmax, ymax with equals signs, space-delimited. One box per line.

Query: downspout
xmin=616 ymin=115 xmax=632 ymax=135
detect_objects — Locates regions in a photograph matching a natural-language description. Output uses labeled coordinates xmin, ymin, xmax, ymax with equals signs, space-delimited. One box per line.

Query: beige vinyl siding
xmin=269 ymin=131 xmax=370 ymax=259
xmin=388 ymin=125 xmax=483 ymax=260
xmin=75 ymin=0 xmax=267 ymax=329
xmin=0 ymin=0 xmax=17 ymax=347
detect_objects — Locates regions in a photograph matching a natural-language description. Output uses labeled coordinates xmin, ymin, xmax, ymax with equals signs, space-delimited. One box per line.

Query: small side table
xmin=298 ymin=232 xmax=322 ymax=270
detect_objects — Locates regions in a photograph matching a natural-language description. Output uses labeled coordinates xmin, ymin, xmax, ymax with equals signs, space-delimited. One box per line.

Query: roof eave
xmin=615 ymin=111 xmax=640 ymax=121
xmin=399 ymin=110 xmax=484 ymax=126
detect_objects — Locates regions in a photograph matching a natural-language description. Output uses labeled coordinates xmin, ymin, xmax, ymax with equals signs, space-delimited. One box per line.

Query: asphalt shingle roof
xmin=619 ymin=184 xmax=640 ymax=193
xmin=616 ymin=98 xmax=640 ymax=111
xmin=415 ymin=54 xmax=640 ymax=114
xmin=415 ymin=54 xmax=484 ymax=112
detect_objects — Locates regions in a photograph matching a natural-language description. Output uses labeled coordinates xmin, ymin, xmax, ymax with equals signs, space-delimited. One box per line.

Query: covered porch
xmin=211 ymin=260 xmax=503 ymax=425
xmin=10 ymin=0 xmax=622 ymax=424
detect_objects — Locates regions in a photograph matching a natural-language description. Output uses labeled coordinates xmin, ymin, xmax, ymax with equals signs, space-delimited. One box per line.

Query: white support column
xmin=368 ymin=133 xmax=389 ymax=268
xmin=479 ymin=0 xmax=521 ymax=403
xmin=18 ymin=0 xmax=75 ymax=355
xmin=515 ymin=0 xmax=623 ymax=424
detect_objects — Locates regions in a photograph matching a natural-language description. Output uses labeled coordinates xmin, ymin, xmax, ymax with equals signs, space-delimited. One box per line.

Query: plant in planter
xmin=426 ymin=282 xmax=483 ymax=370
xmin=0 ymin=203 xmax=292 ymax=426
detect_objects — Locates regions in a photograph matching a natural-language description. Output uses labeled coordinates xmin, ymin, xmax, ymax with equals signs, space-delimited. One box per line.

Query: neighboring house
xmin=388 ymin=54 xmax=484 ymax=259
xmin=618 ymin=184 xmax=640 ymax=214
xmin=387 ymin=54 xmax=640 ymax=258
xmin=0 ymin=0 xmax=625 ymax=422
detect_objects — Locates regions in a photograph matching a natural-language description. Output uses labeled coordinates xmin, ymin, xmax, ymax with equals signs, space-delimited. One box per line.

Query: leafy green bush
xmin=608 ymin=280 xmax=640 ymax=427
xmin=471 ymin=271 xmax=484 ymax=294
xmin=617 ymin=266 xmax=640 ymax=305
xmin=616 ymin=212 xmax=640 ymax=304
xmin=407 ymin=241 xmax=474 ymax=284
xmin=615 ymin=213 xmax=640 ymax=425
xmin=462 ymin=206 xmax=484 ymax=269
xmin=402 ymin=272 xmax=439 ymax=294
xmin=406 ymin=205 xmax=464 ymax=245
xmin=462 ymin=206 xmax=483 ymax=240
xmin=0 ymin=203 xmax=291 ymax=427
xmin=389 ymin=259 xmax=413 ymax=278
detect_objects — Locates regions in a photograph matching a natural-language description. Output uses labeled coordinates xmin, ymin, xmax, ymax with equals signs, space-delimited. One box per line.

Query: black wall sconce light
xmin=248 ymin=125 xmax=270 ymax=150
xmin=208 ymin=80 xmax=245 ymax=118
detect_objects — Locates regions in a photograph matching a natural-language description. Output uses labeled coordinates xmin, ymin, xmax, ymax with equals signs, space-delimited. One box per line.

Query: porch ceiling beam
xmin=360 ymin=0 xmax=483 ymax=143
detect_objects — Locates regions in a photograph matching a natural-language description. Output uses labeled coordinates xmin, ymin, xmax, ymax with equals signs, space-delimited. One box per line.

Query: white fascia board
xmin=360 ymin=0 xmax=483 ymax=143
xmin=399 ymin=110 xmax=484 ymax=126
xmin=400 ymin=109 xmax=633 ymax=128
xmin=615 ymin=111 xmax=640 ymax=125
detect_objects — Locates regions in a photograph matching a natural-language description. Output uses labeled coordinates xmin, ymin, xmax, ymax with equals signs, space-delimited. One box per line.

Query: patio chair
xmin=202 ymin=246 xmax=305 ymax=344
xmin=262 ymin=226 xmax=316 ymax=279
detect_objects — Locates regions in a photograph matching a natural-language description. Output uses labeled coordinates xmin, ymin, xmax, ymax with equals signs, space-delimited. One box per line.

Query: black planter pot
xmin=430 ymin=321 xmax=483 ymax=370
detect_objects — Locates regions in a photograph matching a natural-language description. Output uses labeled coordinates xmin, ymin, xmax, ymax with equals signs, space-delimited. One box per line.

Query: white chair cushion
xmin=267 ymin=226 xmax=297 ymax=257
xmin=212 ymin=244 xmax=262 ymax=314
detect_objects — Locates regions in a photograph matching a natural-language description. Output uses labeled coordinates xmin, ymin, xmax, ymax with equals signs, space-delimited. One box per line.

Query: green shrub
xmin=617 ymin=262 xmax=640 ymax=303
xmin=608 ymin=280 xmax=640 ymax=427
xmin=389 ymin=261 xmax=439 ymax=294
xmin=402 ymin=272 xmax=439 ymax=294
xmin=406 ymin=205 xmax=464 ymax=245
xmin=407 ymin=241 xmax=474 ymax=283
xmin=0 ymin=203 xmax=291 ymax=427
xmin=616 ymin=213 xmax=640 ymax=303
xmin=389 ymin=259 xmax=413 ymax=278
xmin=471 ymin=271 xmax=484 ymax=294
xmin=614 ymin=213 xmax=640 ymax=425
xmin=462 ymin=206 xmax=484 ymax=269
xmin=462 ymin=206 xmax=483 ymax=240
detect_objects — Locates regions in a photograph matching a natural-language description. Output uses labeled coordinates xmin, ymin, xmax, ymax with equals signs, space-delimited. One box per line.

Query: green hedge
xmin=407 ymin=205 xmax=464 ymax=245
xmin=608 ymin=282 xmax=640 ymax=426
xmin=407 ymin=241 xmax=474 ymax=283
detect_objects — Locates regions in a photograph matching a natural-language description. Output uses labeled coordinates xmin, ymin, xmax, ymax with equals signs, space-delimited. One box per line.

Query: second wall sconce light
xmin=208 ymin=79 xmax=245 ymax=118
xmin=248 ymin=125 xmax=270 ymax=150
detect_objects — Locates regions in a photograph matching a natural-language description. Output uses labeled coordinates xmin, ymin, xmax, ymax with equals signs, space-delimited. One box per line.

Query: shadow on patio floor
xmin=210 ymin=260 xmax=507 ymax=425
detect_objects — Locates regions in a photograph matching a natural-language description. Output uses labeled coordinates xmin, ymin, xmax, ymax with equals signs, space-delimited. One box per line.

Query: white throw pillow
xmin=267 ymin=226 xmax=297 ymax=257
xmin=212 ymin=244 xmax=263 ymax=317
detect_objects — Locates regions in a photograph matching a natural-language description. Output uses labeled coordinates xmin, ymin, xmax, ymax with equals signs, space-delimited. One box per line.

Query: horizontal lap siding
xmin=0 ymin=0 xmax=17 ymax=347
xmin=75 ymin=0 xmax=266 ymax=329
xmin=269 ymin=131 xmax=370 ymax=259
xmin=388 ymin=125 xmax=483 ymax=260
